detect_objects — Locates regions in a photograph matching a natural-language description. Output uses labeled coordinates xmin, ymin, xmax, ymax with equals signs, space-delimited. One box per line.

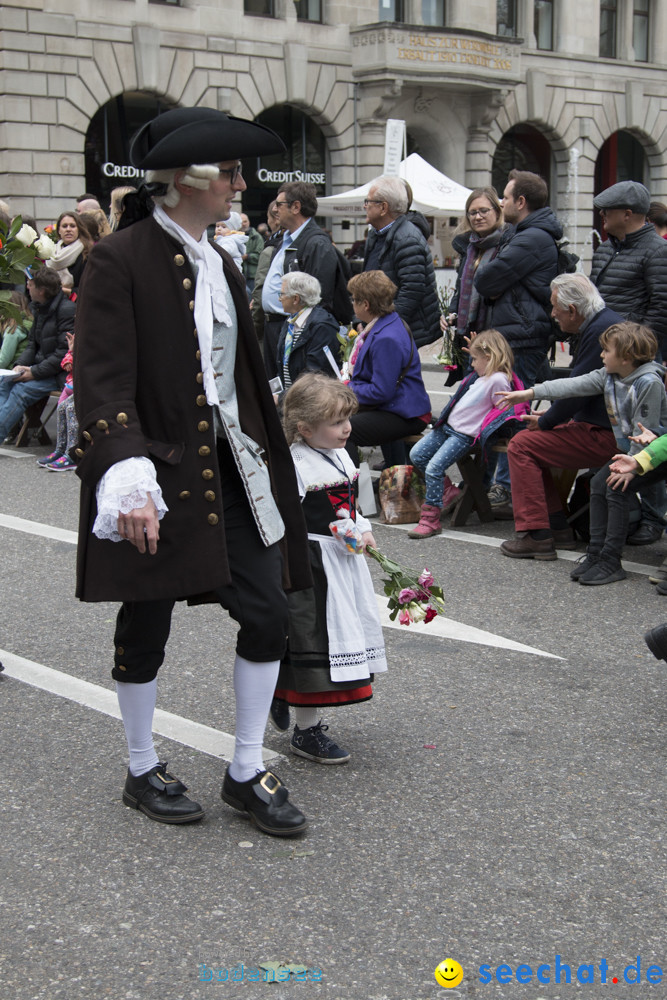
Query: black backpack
xmin=555 ymin=239 xmax=579 ymax=275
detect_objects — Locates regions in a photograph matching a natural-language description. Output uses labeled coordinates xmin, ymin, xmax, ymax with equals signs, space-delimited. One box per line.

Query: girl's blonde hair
xmin=282 ymin=372 xmax=358 ymax=445
xmin=469 ymin=329 xmax=514 ymax=378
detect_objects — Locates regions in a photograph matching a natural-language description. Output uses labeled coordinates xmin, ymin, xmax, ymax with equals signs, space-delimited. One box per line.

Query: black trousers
xmin=112 ymin=441 xmax=287 ymax=684
xmin=346 ymin=410 xmax=427 ymax=465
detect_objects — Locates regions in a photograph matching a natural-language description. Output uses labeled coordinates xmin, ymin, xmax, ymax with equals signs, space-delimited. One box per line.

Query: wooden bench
xmin=449 ymin=441 xmax=579 ymax=527
xmin=449 ymin=442 xmax=506 ymax=527
xmin=12 ymin=390 xmax=60 ymax=447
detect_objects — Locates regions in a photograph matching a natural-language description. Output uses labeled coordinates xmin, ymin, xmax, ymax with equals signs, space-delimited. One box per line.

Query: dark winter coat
xmin=590 ymin=223 xmax=667 ymax=353
xmin=18 ymin=290 xmax=75 ymax=387
xmin=363 ymin=215 xmax=440 ymax=347
xmin=473 ymin=208 xmax=562 ymax=352
xmin=537 ymin=306 xmax=624 ymax=432
xmin=275 ymin=305 xmax=341 ymax=387
xmin=449 ymin=225 xmax=513 ymax=324
xmin=72 ymin=217 xmax=311 ymax=604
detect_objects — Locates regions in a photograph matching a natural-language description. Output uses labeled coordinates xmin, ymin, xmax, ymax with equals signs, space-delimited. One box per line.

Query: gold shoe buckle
xmin=259 ymin=771 xmax=281 ymax=795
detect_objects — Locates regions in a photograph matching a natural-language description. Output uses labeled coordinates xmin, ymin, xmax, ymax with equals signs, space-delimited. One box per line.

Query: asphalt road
xmin=1 ymin=395 xmax=665 ymax=1000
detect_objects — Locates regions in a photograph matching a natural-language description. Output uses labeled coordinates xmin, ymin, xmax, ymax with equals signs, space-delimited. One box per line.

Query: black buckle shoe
xmin=123 ymin=762 xmax=205 ymax=824
xmin=221 ymin=768 xmax=308 ymax=836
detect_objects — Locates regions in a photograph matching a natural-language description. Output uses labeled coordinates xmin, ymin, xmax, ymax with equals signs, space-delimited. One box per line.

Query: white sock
xmin=229 ymin=655 xmax=280 ymax=783
xmin=116 ymin=678 xmax=160 ymax=777
xmin=294 ymin=706 xmax=320 ymax=731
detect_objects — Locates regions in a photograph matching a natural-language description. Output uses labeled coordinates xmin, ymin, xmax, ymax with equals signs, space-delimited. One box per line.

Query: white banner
xmin=383 ymin=119 xmax=406 ymax=176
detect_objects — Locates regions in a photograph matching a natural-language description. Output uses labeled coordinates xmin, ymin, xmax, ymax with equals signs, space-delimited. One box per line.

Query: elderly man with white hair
xmin=500 ymin=273 xmax=625 ymax=561
xmin=72 ymin=107 xmax=311 ymax=836
xmin=275 ymin=271 xmax=340 ymax=392
xmin=362 ymin=174 xmax=439 ymax=348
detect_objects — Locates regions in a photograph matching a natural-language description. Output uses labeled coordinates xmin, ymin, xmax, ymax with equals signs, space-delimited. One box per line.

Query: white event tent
xmin=316 ymin=153 xmax=471 ymax=219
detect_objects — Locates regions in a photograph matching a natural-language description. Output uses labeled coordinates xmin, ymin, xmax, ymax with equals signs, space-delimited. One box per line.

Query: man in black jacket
xmin=363 ymin=174 xmax=440 ymax=348
xmin=591 ymin=180 xmax=667 ymax=545
xmin=261 ymin=182 xmax=346 ymax=378
xmin=0 ymin=267 xmax=73 ymax=443
xmin=474 ymin=170 xmax=561 ymax=511
xmin=591 ymin=180 xmax=667 ymax=359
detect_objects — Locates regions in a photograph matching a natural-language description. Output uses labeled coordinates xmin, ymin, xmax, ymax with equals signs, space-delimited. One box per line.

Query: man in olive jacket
xmin=73 ymin=107 xmax=311 ymax=837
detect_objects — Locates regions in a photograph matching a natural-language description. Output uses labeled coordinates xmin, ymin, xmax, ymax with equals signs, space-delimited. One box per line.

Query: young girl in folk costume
xmin=409 ymin=329 xmax=529 ymax=537
xmin=272 ymin=373 xmax=387 ymax=763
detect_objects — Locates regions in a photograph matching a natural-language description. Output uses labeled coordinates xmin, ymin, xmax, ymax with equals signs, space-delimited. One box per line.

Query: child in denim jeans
xmin=409 ymin=330 xmax=528 ymax=538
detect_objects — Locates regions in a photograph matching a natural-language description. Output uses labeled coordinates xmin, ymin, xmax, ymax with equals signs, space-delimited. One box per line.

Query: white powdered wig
xmin=145 ymin=164 xmax=220 ymax=207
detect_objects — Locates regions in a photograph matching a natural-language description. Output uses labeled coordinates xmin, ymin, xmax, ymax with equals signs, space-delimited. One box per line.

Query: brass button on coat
xmin=204 ymin=490 xmax=215 ymax=502
xmin=116 ymin=412 xmax=128 ymax=425
xmin=195 ymin=350 xmax=201 ymax=360
xmin=174 ymin=254 xmax=185 ymax=266
xmin=198 ymin=445 xmax=211 ymax=456
xmin=179 ymin=491 xmax=191 ymax=500
xmin=197 ymin=420 xmax=209 ymax=432
xmin=117 ymin=664 xmax=127 ymax=671
xmin=83 ymin=430 xmax=92 ymax=442
xmin=208 ymin=513 xmax=219 ymax=525
xmin=182 ymin=278 xmax=192 ymax=290
xmin=188 ymin=300 xmax=195 ymax=311
xmin=202 ymin=469 xmax=214 ymax=480
xmin=96 ymin=419 xmax=108 ymax=431
xmin=74 ymin=448 xmax=84 ymax=458
xmin=196 ymin=394 xmax=207 ymax=407
xmin=196 ymin=372 xmax=203 ymax=383
xmin=116 ymin=646 xmax=124 ymax=655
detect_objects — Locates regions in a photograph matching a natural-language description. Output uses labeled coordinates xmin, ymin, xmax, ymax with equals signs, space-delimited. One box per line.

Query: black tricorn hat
xmin=129 ymin=106 xmax=285 ymax=169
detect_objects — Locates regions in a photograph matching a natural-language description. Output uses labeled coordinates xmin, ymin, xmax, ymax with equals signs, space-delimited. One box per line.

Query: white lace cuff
xmin=93 ymin=456 xmax=169 ymax=542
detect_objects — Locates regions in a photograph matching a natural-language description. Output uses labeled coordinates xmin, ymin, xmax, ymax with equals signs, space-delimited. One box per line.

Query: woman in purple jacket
xmin=345 ymin=270 xmax=431 ymax=464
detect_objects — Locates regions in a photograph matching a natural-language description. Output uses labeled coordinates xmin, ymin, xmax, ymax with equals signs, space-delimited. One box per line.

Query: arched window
xmin=243 ymin=106 xmax=328 ymax=220
xmin=492 ymin=125 xmax=554 ymax=198
xmin=84 ymin=92 xmax=179 ymax=207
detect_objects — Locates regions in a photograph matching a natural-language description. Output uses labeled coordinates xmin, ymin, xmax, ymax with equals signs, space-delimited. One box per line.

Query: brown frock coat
xmin=72 ymin=216 xmax=310 ymax=603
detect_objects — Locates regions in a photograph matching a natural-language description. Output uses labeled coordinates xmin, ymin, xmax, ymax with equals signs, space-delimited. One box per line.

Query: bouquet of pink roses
xmin=366 ymin=547 xmax=445 ymax=625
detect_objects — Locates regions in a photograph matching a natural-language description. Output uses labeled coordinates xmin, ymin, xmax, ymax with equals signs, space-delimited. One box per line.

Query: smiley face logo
xmin=434 ymin=959 xmax=464 ymax=988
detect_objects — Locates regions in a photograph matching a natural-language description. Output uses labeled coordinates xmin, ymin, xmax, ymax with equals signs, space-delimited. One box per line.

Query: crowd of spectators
xmin=2 ymin=171 xmax=667 ymax=595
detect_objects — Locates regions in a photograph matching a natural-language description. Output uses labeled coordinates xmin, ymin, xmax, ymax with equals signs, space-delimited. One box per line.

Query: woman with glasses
xmin=443 ymin=187 xmax=510 ymax=385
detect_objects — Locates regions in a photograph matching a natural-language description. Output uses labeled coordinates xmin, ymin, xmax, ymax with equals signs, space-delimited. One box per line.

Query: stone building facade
xmin=2 ymin=0 xmax=667 ymax=262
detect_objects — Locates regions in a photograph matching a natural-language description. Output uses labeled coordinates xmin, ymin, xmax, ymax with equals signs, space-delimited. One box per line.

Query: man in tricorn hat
xmin=73 ymin=107 xmax=311 ymax=835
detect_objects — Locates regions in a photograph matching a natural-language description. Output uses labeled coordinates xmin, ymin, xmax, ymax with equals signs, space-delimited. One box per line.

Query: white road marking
xmin=0 ymin=512 xmax=78 ymax=544
xmin=0 ymin=447 xmax=35 ymax=459
xmin=376 ymin=597 xmax=562 ymax=659
xmin=0 ymin=649 xmax=282 ymax=764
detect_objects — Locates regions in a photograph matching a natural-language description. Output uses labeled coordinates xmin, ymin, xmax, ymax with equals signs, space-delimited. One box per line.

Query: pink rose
xmin=398 ymin=587 xmax=418 ymax=604
xmin=398 ymin=609 xmax=413 ymax=626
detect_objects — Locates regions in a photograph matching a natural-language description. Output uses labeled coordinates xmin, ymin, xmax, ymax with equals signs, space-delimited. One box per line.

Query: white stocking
xmin=294 ymin=706 xmax=320 ymax=731
xmin=229 ymin=655 xmax=280 ymax=782
xmin=115 ymin=678 xmax=160 ymax=777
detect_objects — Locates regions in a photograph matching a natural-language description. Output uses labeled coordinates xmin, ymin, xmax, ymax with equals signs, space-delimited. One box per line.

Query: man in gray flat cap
xmin=73 ymin=107 xmax=311 ymax=836
xmin=590 ymin=179 xmax=667 ymax=545
xmin=591 ymin=180 xmax=667 ymax=358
